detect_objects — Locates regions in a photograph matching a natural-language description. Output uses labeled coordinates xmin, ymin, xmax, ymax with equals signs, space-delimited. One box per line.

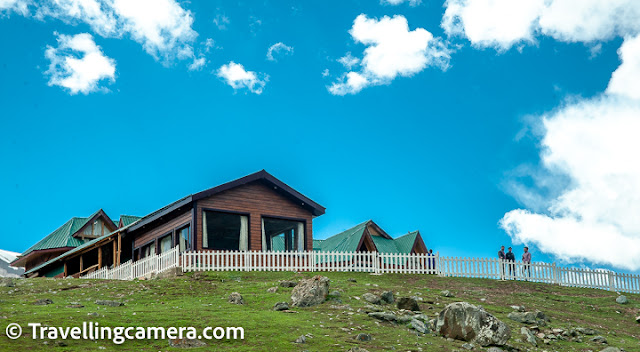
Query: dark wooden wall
xmin=133 ymin=210 xmax=192 ymax=249
xmin=196 ymin=181 xmax=314 ymax=251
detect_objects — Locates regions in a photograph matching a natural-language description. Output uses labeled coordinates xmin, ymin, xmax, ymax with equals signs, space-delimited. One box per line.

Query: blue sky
xmin=1 ymin=0 xmax=639 ymax=273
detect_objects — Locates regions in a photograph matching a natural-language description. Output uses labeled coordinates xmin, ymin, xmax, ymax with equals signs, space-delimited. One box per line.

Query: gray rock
xmin=521 ymin=327 xmax=538 ymax=346
xmin=363 ymin=304 xmax=383 ymax=313
xmin=486 ymin=348 xmax=504 ymax=352
xmin=347 ymin=278 xmax=357 ymax=283
xmin=599 ymin=347 xmax=622 ymax=352
xmin=228 ymin=292 xmax=244 ymax=305
xmin=34 ymin=299 xmax=53 ymax=305
xmin=273 ymin=302 xmax=289 ymax=311
xmin=409 ymin=319 xmax=427 ymax=334
xmin=367 ymin=311 xmax=397 ymax=322
xmin=290 ymin=275 xmax=330 ymax=307
xmin=295 ymin=335 xmax=306 ymax=344
xmin=575 ymin=327 xmax=597 ymax=335
xmin=329 ymin=291 xmax=341 ymax=297
xmin=461 ymin=343 xmax=474 ymax=350
xmin=355 ymin=333 xmax=371 ymax=341
xmin=347 ymin=347 xmax=369 ymax=352
xmin=396 ymin=297 xmax=420 ymax=311
xmin=615 ymin=295 xmax=628 ymax=304
xmin=0 ymin=279 xmax=15 ymax=287
xmin=279 ymin=280 xmax=297 ymax=288
xmin=441 ymin=290 xmax=454 ymax=297
xmin=267 ymin=287 xmax=278 ymax=293
xmin=66 ymin=304 xmax=84 ymax=308
xmin=436 ymin=302 xmax=511 ymax=347
xmin=168 ymin=338 xmax=207 ymax=348
xmin=396 ymin=314 xmax=413 ymax=324
xmin=95 ymin=300 xmax=123 ymax=307
xmin=380 ymin=290 xmax=394 ymax=304
xmin=636 ymin=315 xmax=640 ymax=323
xmin=507 ymin=310 xmax=547 ymax=325
xmin=591 ymin=335 xmax=607 ymax=344
xmin=362 ymin=293 xmax=381 ymax=305
xmin=510 ymin=305 xmax=525 ymax=312
xmin=87 ymin=312 xmax=103 ymax=317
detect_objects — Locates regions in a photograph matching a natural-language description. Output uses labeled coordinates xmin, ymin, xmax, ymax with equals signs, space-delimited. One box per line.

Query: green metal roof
xmin=371 ymin=236 xmax=400 ymax=254
xmin=314 ymin=220 xmax=369 ymax=252
xmin=393 ymin=231 xmax=419 ymax=253
xmin=20 ymin=216 xmax=94 ymax=257
xmin=119 ymin=215 xmax=142 ymax=227
xmin=312 ymin=239 xmax=324 ymax=251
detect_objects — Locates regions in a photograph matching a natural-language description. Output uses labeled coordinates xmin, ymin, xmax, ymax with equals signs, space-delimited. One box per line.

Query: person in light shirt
xmin=522 ymin=246 xmax=532 ymax=279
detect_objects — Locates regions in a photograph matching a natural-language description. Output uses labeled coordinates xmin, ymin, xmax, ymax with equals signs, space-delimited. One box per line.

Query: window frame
xmin=261 ymin=214 xmax=307 ymax=252
xmin=201 ymin=208 xmax=251 ymax=251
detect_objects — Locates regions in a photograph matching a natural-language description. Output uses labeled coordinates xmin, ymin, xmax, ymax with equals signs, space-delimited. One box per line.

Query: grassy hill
xmin=1 ymin=271 xmax=638 ymax=351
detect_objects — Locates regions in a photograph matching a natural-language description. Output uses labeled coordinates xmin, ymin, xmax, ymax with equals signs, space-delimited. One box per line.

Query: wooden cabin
xmin=21 ymin=170 xmax=325 ymax=278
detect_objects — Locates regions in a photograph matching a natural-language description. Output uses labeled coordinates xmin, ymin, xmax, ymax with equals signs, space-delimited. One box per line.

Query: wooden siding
xmin=196 ymin=181 xmax=314 ymax=251
xmin=133 ymin=210 xmax=192 ymax=249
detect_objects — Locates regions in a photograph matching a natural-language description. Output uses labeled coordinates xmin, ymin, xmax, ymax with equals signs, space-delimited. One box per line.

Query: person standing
xmin=522 ymin=246 xmax=532 ymax=279
xmin=505 ymin=247 xmax=516 ymax=279
xmin=498 ymin=246 xmax=506 ymax=280
xmin=427 ymin=249 xmax=435 ymax=273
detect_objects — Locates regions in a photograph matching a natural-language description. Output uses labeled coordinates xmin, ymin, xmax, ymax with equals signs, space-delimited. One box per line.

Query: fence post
xmin=552 ymin=262 xmax=558 ymax=285
xmin=608 ymin=271 xmax=615 ymax=291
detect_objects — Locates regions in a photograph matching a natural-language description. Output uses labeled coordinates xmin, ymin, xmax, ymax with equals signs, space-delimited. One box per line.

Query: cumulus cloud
xmin=0 ymin=0 xmax=30 ymax=15
xmin=8 ymin=0 xmax=198 ymax=62
xmin=45 ymin=32 xmax=116 ymax=94
xmin=216 ymin=61 xmax=267 ymax=94
xmin=266 ymin=42 xmax=293 ymax=61
xmin=337 ymin=52 xmax=360 ymax=69
xmin=329 ymin=14 xmax=450 ymax=95
xmin=500 ymin=34 xmax=640 ymax=271
xmin=442 ymin=0 xmax=640 ymax=50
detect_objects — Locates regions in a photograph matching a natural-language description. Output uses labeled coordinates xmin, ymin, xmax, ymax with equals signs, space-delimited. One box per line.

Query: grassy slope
xmin=0 ymin=271 xmax=638 ymax=351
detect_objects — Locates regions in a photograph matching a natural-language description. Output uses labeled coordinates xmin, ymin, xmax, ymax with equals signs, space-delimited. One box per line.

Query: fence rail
xmin=81 ymin=249 xmax=640 ymax=294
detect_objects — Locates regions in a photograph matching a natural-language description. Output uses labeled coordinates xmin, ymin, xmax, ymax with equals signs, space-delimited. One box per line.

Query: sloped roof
xmin=21 ymin=215 xmax=93 ymax=257
xmin=119 ymin=215 xmax=142 ymax=227
xmin=393 ymin=231 xmax=419 ymax=253
xmin=314 ymin=220 xmax=370 ymax=252
xmin=371 ymin=236 xmax=400 ymax=254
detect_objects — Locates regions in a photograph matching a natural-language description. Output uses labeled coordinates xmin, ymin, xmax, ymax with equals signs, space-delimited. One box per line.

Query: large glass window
xmin=203 ymin=210 xmax=248 ymax=251
xmin=177 ymin=225 xmax=191 ymax=252
xmin=140 ymin=242 xmax=155 ymax=259
xmin=262 ymin=217 xmax=305 ymax=251
xmin=158 ymin=233 xmax=172 ymax=253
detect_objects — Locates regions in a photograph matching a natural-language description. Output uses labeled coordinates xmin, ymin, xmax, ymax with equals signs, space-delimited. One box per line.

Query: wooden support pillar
xmin=98 ymin=246 xmax=102 ymax=269
xmin=64 ymin=262 xmax=68 ymax=277
xmin=112 ymin=240 xmax=116 ymax=266
xmin=117 ymin=233 xmax=122 ymax=266
xmin=80 ymin=255 xmax=83 ymax=272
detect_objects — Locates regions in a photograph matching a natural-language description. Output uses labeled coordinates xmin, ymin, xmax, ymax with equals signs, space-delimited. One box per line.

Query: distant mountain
xmin=0 ymin=249 xmax=24 ymax=277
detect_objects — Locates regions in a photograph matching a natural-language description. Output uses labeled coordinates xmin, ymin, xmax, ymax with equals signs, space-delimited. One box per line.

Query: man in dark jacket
xmin=505 ymin=247 xmax=516 ymax=279
xmin=498 ymin=246 xmax=506 ymax=279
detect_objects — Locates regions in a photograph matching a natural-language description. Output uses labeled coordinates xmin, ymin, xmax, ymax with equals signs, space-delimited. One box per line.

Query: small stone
xmin=615 ymin=295 xmax=628 ymax=304
xmin=368 ymin=311 xmax=397 ymax=322
xmin=295 ymin=335 xmax=306 ymax=344
xmin=510 ymin=305 xmax=525 ymax=312
xmin=267 ymin=287 xmax=278 ymax=293
xmin=329 ymin=291 xmax=341 ymax=297
xmin=410 ymin=319 xmax=427 ymax=334
xmin=66 ymin=304 xmax=84 ymax=308
xmin=95 ymin=300 xmax=123 ymax=307
xmin=575 ymin=327 xmax=597 ymax=335
xmin=362 ymin=293 xmax=381 ymax=305
xmin=273 ymin=302 xmax=289 ymax=311
xmin=599 ymin=347 xmax=622 ymax=352
xmin=34 ymin=299 xmax=53 ymax=305
xmin=228 ymin=292 xmax=244 ymax=305
xmin=347 ymin=347 xmax=369 ymax=352
xmin=521 ymin=327 xmax=538 ymax=346
xmin=635 ymin=315 xmax=640 ymax=323
xmin=397 ymin=297 xmax=420 ymax=311
xmin=590 ymin=335 xmax=607 ymax=344
xmin=440 ymin=290 xmax=454 ymax=298
xmin=0 ymin=279 xmax=15 ymax=287
xmin=355 ymin=333 xmax=371 ymax=341
xmin=279 ymin=280 xmax=297 ymax=288
xmin=486 ymin=348 xmax=504 ymax=352
xmin=87 ymin=312 xmax=103 ymax=317
xmin=461 ymin=343 xmax=474 ymax=350
xmin=347 ymin=278 xmax=357 ymax=283
xmin=168 ymin=338 xmax=207 ymax=348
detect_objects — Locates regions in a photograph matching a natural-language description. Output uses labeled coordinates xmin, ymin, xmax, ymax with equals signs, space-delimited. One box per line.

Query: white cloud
xmin=321 ymin=68 xmax=330 ymax=77
xmin=213 ymin=13 xmax=229 ymax=30
xmin=266 ymin=42 xmax=293 ymax=62
xmin=337 ymin=52 xmax=359 ymax=69
xmin=216 ymin=61 xmax=267 ymax=94
xmin=501 ymin=34 xmax=640 ymax=271
xmin=381 ymin=0 xmax=421 ymax=6
xmin=11 ymin=0 xmax=198 ymax=62
xmin=188 ymin=56 xmax=206 ymax=71
xmin=45 ymin=32 xmax=116 ymax=94
xmin=329 ymin=14 xmax=450 ymax=95
xmin=607 ymin=35 xmax=640 ymax=100
xmin=442 ymin=0 xmax=640 ymax=50
xmin=0 ymin=0 xmax=30 ymax=15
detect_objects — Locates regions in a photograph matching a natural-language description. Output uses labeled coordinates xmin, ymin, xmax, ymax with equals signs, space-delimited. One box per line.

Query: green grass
xmin=1 ymin=272 xmax=638 ymax=351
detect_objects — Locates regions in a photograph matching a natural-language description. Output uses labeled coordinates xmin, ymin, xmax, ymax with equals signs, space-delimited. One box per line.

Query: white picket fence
xmin=82 ymin=246 xmax=179 ymax=280
xmin=81 ymin=249 xmax=640 ymax=294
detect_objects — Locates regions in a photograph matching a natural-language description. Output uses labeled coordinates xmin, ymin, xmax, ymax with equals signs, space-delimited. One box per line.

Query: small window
xmin=203 ymin=210 xmax=248 ymax=251
xmin=177 ymin=225 xmax=191 ymax=252
xmin=158 ymin=234 xmax=172 ymax=253
xmin=140 ymin=242 xmax=155 ymax=259
xmin=262 ymin=217 xmax=305 ymax=251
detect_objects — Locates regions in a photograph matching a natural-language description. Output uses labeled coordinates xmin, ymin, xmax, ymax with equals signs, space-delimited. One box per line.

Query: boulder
xmin=436 ymin=302 xmax=511 ymax=347
xmin=397 ymin=297 xmax=420 ymax=311
xmin=615 ymin=295 xmax=628 ymax=304
xmin=168 ymin=338 xmax=207 ymax=348
xmin=355 ymin=333 xmax=371 ymax=341
xmin=228 ymin=292 xmax=244 ymax=305
xmin=507 ymin=310 xmax=547 ymax=325
xmin=273 ymin=302 xmax=289 ymax=311
xmin=574 ymin=327 xmax=597 ymax=335
xmin=362 ymin=293 xmax=381 ymax=305
xmin=290 ymin=275 xmax=330 ymax=307
xmin=410 ymin=319 xmax=428 ymax=334
xmin=590 ymin=335 xmax=607 ymax=344
xmin=380 ymin=291 xmax=394 ymax=304
xmin=95 ymin=300 xmax=123 ymax=307
xmin=368 ymin=311 xmax=397 ymax=322
xmin=294 ymin=335 xmax=306 ymax=344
